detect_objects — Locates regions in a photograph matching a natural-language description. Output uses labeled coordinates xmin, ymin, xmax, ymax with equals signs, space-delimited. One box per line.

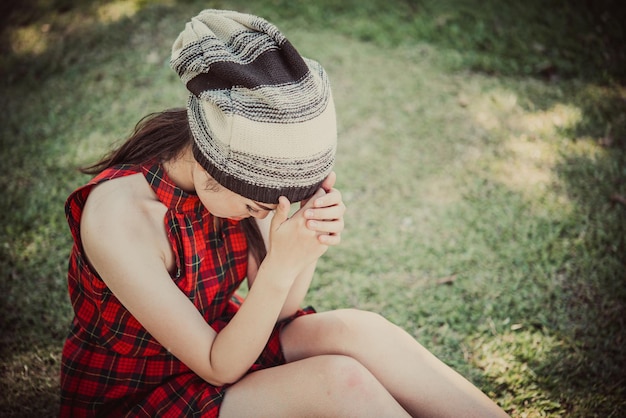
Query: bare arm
xmin=81 ymin=175 xmax=328 ymax=387
xmin=249 ymin=215 xmax=318 ymax=320
xmin=248 ymin=173 xmax=345 ymax=319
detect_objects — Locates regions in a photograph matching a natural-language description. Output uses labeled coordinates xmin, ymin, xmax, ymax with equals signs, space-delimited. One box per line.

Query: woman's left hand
xmin=301 ymin=171 xmax=345 ymax=245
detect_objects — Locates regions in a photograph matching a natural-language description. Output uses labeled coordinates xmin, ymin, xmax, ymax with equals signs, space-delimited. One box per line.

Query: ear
xmin=193 ymin=163 xmax=221 ymax=192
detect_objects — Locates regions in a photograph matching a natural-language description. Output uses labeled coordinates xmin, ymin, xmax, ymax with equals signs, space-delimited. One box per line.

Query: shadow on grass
xmin=242 ymin=0 xmax=626 ymax=84
xmin=506 ymin=83 xmax=626 ymax=415
xmin=545 ymin=149 xmax=626 ymax=415
xmin=0 ymin=343 xmax=62 ymax=418
xmin=1 ymin=0 xmax=186 ymax=86
xmin=0 ymin=2 xmax=202 ymax=416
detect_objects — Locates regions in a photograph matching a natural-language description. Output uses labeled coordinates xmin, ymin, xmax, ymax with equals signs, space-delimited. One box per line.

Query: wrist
xmin=257 ymin=253 xmax=300 ymax=290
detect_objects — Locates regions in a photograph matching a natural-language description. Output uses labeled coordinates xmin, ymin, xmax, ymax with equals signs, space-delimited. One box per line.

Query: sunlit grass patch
xmin=470 ymin=328 xmax=566 ymax=416
xmin=96 ymin=0 xmax=140 ymax=23
xmin=8 ymin=24 xmax=50 ymax=56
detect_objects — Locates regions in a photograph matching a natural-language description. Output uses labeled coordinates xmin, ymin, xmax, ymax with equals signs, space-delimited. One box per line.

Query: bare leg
xmin=281 ymin=309 xmax=509 ymax=418
xmin=220 ymin=354 xmax=410 ymax=417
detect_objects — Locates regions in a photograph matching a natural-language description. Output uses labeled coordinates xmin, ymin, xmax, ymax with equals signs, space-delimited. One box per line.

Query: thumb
xmin=271 ymin=196 xmax=291 ymax=228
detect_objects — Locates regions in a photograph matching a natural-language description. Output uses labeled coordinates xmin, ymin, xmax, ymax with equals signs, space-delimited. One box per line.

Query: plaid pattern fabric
xmin=60 ymin=163 xmax=314 ymax=417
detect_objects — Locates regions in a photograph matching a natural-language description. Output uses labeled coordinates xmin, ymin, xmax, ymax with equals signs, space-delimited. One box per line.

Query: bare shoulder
xmin=81 ymin=173 xmax=174 ymax=275
xmin=82 ymin=173 xmax=165 ymax=237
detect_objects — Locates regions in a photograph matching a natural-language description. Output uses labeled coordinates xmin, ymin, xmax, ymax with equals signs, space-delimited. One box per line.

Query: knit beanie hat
xmin=170 ymin=9 xmax=337 ymax=204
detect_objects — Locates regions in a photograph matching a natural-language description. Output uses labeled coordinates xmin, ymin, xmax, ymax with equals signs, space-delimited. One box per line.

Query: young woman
xmin=60 ymin=9 xmax=509 ymax=417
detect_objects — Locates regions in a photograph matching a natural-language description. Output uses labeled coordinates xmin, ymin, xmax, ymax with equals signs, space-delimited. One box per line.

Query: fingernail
xmin=305 ymin=209 xmax=314 ymax=218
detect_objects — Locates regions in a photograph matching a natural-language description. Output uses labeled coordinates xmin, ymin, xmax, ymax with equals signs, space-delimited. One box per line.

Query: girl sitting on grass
xmin=60 ymin=9 xmax=509 ymax=418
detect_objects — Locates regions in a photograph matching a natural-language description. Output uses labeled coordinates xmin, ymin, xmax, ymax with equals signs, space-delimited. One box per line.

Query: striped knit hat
xmin=170 ymin=9 xmax=337 ymax=204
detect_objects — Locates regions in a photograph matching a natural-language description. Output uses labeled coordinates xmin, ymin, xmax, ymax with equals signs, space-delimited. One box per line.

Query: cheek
xmin=196 ymin=189 xmax=219 ymax=211
xmin=196 ymin=190 xmax=241 ymax=217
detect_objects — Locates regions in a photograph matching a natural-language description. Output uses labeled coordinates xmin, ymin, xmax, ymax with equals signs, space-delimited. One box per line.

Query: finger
xmin=299 ymin=180 xmax=331 ymax=209
xmin=312 ymin=188 xmax=342 ymax=209
xmin=271 ymin=196 xmax=291 ymax=227
xmin=300 ymin=188 xmax=326 ymax=212
xmin=317 ymin=232 xmax=341 ymax=246
xmin=307 ymin=218 xmax=344 ymax=235
xmin=320 ymin=171 xmax=337 ymax=193
xmin=305 ymin=202 xmax=346 ymax=221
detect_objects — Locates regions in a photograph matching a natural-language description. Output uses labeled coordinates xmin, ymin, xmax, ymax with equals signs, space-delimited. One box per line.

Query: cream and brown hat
xmin=170 ymin=9 xmax=337 ymax=204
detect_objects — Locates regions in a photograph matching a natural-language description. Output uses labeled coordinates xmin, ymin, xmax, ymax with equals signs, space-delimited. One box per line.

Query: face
xmin=192 ymin=163 xmax=277 ymax=220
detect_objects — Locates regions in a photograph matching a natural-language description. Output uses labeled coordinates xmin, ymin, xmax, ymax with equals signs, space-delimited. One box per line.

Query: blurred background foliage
xmin=1 ymin=0 xmax=625 ymax=83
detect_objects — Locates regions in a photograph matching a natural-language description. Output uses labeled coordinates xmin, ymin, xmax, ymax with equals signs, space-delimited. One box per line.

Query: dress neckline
xmin=143 ymin=163 xmax=201 ymax=214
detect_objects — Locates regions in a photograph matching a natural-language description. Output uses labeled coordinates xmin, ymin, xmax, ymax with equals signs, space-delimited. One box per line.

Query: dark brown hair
xmin=83 ymin=108 xmax=266 ymax=265
xmin=81 ymin=108 xmax=191 ymax=174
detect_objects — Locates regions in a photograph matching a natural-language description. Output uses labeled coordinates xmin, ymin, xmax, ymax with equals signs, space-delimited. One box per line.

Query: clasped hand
xmin=268 ymin=172 xmax=345 ymax=272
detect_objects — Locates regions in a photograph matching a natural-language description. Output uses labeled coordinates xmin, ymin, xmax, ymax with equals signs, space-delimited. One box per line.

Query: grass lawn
xmin=1 ymin=0 xmax=625 ymax=416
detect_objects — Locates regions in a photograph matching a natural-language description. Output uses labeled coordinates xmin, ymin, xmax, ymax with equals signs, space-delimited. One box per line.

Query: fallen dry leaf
xmin=610 ymin=193 xmax=626 ymax=207
xmin=436 ymin=274 xmax=457 ymax=285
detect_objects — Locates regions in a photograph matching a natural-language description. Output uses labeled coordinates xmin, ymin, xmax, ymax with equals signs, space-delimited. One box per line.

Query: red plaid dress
xmin=60 ymin=163 xmax=313 ymax=417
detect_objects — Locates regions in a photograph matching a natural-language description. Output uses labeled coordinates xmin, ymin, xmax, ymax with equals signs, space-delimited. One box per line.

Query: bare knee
xmin=321 ymin=355 xmax=369 ymax=388
xmin=314 ymin=355 xmax=410 ymax=417
xmin=326 ymin=309 xmax=395 ymax=346
xmin=282 ymin=309 xmax=398 ymax=362
xmin=313 ymin=355 xmax=387 ymax=405
xmin=338 ymin=308 xmax=390 ymax=329
xmin=221 ymin=355 xmax=408 ymax=418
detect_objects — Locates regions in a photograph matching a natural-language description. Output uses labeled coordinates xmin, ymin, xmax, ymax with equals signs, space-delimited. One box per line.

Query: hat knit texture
xmin=170 ymin=9 xmax=337 ymax=204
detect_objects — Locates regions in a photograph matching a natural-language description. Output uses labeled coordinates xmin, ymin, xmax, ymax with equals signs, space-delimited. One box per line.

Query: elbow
xmin=200 ymin=366 xmax=246 ymax=387
xmin=209 ymin=375 xmax=239 ymax=387
xmin=278 ymin=304 xmax=299 ymax=322
xmin=200 ymin=334 xmax=254 ymax=386
xmin=202 ymin=375 xmax=227 ymax=387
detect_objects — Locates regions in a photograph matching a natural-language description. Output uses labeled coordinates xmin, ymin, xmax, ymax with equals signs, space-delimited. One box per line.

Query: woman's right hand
xmin=266 ymin=188 xmax=328 ymax=276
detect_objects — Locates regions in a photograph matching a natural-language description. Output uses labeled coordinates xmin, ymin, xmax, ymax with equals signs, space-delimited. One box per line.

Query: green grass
xmin=1 ymin=0 xmax=625 ymax=416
